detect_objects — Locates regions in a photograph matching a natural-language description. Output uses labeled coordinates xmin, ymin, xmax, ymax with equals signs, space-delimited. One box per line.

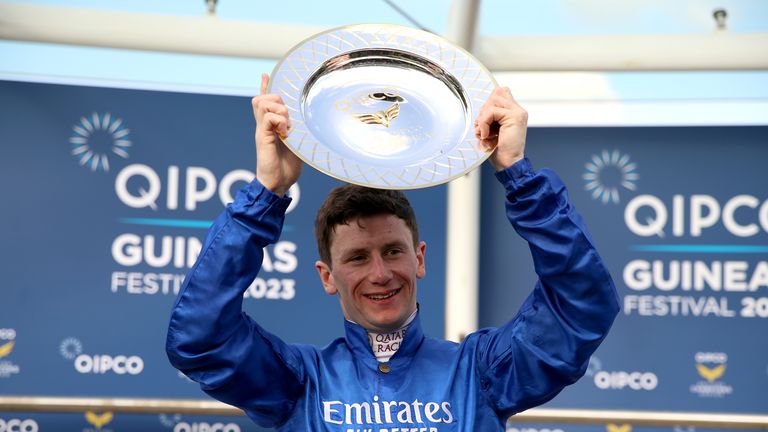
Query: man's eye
xmin=386 ymin=248 xmax=403 ymax=256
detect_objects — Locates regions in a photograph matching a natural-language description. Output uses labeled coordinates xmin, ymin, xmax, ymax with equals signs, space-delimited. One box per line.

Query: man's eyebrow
xmin=383 ymin=240 xmax=409 ymax=248
xmin=340 ymin=240 xmax=409 ymax=257
xmin=340 ymin=247 xmax=368 ymax=258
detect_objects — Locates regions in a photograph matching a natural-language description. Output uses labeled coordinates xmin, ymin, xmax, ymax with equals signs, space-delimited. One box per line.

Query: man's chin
xmin=367 ymin=315 xmax=408 ymax=333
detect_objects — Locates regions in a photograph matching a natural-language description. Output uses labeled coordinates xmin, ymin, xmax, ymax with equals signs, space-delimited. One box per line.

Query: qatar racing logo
xmin=690 ymin=351 xmax=732 ymax=398
xmin=84 ymin=411 xmax=113 ymax=431
xmin=0 ymin=328 xmax=20 ymax=379
xmin=70 ymin=112 xmax=131 ymax=172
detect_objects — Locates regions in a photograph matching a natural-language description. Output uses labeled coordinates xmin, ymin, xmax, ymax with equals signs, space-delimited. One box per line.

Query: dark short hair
xmin=314 ymin=185 xmax=419 ymax=265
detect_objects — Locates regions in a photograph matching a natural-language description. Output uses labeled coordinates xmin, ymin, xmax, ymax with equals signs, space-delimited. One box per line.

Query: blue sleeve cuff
xmin=223 ymin=178 xmax=294 ymax=245
xmin=493 ymin=157 xmax=535 ymax=192
xmin=238 ymin=178 xmax=293 ymax=214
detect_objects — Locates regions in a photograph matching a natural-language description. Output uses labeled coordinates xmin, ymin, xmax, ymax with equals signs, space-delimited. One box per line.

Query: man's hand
xmin=252 ymin=73 xmax=303 ymax=196
xmin=474 ymin=86 xmax=528 ymax=171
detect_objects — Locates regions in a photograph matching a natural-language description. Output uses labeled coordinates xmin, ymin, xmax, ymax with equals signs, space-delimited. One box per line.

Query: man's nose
xmin=368 ymin=254 xmax=393 ymax=284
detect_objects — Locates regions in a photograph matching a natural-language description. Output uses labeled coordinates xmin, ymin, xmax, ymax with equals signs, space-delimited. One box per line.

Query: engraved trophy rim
xmin=269 ymin=23 xmax=497 ymax=189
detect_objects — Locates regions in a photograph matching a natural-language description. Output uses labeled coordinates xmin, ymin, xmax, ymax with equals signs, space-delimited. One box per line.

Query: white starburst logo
xmin=69 ymin=112 xmax=131 ymax=172
xmin=583 ymin=150 xmax=638 ymax=204
xmin=177 ymin=370 xmax=195 ymax=383
xmin=59 ymin=337 xmax=83 ymax=360
xmin=586 ymin=356 xmax=602 ymax=377
xmin=158 ymin=414 xmax=182 ymax=428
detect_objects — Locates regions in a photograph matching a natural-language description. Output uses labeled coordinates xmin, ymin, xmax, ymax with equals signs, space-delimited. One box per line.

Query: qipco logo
xmin=74 ymin=354 xmax=144 ymax=375
xmin=173 ymin=422 xmax=241 ymax=432
xmin=0 ymin=418 xmax=39 ymax=432
xmin=625 ymin=194 xmax=768 ymax=238
xmin=115 ymin=164 xmax=300 ymax=213
xmin=507 ymin=428 xmax=563 ymax=432
xmin=594 ymin=371 xmax=658 ymax=391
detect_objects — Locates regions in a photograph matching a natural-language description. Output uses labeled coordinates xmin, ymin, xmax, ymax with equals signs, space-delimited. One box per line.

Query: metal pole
xmin=2 ymin=3 xmax=767 ymax=70
xmin=444 ymin=0 xmax=482 ymax=342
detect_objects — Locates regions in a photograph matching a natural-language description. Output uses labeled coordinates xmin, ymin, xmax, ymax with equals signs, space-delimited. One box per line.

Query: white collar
xmin=365 ymin=309 xmax=417 ymax=363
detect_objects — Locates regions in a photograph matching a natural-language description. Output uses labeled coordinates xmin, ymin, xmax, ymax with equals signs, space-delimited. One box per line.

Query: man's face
xmin=315 ymin=214 xmax=426 ymax=333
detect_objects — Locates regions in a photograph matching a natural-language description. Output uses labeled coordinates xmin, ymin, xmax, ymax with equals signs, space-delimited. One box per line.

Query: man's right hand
xmin=252 ymin=73 xmax=303 ymax=196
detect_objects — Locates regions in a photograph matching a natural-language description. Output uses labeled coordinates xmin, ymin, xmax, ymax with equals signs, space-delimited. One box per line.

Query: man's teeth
xmin=367 ymin=289 xmax=399 ymax=300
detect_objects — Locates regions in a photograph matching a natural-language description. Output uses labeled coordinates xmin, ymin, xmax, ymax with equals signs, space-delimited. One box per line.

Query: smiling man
xmin=314 ymin=186 xmax=425 ymax=335
xmin=166 ymin=75 xmax=620 ymax=431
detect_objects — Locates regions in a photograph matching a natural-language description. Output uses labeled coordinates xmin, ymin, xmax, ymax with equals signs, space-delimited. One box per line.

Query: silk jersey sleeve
xmin=475 ymin=158 xmax=620 ymax=418
xmin=165 ymin=180 xmax=304 ymax=428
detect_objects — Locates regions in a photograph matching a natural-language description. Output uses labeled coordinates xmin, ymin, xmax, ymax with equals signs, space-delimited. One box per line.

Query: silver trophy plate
xmin=269 ymin=24 xmax=497 ymax=189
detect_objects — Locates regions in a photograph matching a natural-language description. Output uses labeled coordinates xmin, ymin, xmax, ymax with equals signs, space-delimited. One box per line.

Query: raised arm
xmin=472 ymin=88 xmax=620 ymax=417
xmin=253 ymin=73 xmax=303 ymax=196
xmin=165 ymin=74 xmax=305 ymax=427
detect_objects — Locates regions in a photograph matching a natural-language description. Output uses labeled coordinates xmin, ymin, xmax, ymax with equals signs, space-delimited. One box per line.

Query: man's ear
xmin=416 ymin=240 xmax=426 ymax=279
xmin=315 ymin=260 xmax=337 ymax=295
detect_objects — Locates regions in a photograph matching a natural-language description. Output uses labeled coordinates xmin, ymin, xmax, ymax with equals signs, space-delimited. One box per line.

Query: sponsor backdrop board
xmin=480 ymin=126 xmax=768 ymax=420
xmin=1 ymin=79 xmax=765 ymax=431
xmin=0 ymin=79 xmax=447 ymax=431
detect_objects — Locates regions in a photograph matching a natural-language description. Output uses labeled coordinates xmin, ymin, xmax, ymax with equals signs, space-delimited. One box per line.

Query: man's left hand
xmin=474 ymin=86 xmax=528 ymax=171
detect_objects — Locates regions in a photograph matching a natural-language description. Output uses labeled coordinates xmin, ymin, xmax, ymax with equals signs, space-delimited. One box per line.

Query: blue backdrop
xmin=1 ymin=79 xmax=765 ymax=431
xmin=0 ymin=79 xmax=447 ymax=431
xmin=480 ymin=126 xmax=768 ymax=423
